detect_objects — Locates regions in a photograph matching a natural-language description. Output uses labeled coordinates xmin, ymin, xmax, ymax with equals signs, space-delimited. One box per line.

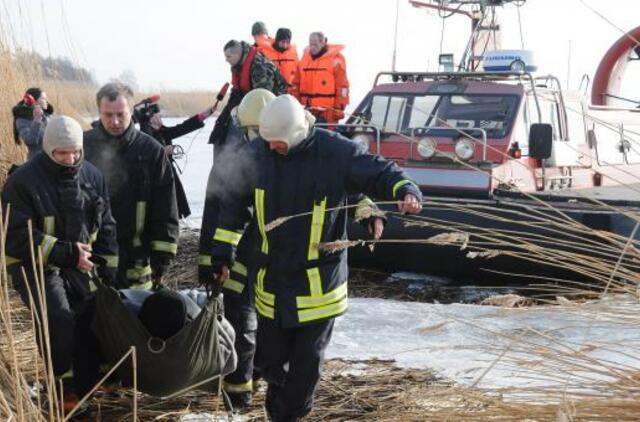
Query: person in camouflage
xmin=209 ymin=40 xmax=287 ymax=145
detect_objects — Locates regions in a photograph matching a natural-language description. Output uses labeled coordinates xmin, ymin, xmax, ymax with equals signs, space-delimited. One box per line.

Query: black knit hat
xmin=139 ymin=290 xmax=188 ymax=340
xmin=275 ymin=28 xmax=292 ymax=43
xmin=25 ymin=87 xmax=43 ymax=100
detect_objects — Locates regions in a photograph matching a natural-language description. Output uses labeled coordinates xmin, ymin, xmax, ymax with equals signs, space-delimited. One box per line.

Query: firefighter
xmin=199 ymin=88 xmax=276 ymax=411
xmin=257 ymin=28 xmax=300 ymax=92
xmin=84 ymin=82 xmax=179 ymax=289
xmin=294 ymin=32 xmax=350 ymax=124
xmin=208 ymin=95 xmax=422 ymax=421
xmin=208 ymin=39 xmax=288 ymax=146
xmin=2 ymin=116 xmax=119 ymax=412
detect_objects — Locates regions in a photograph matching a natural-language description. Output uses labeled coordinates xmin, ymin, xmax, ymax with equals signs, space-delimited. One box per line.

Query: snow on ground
xmin=328 ymin=296 xmax=640 ymax=394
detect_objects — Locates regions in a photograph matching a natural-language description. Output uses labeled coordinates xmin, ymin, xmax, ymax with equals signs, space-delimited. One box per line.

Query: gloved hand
xmin=91 ymin=255 xmax=129 ymax=289
xmin=150 ymin=251 xmax=172 ymax=278
xmin=204 ymin=262 xmax=229 ymax=298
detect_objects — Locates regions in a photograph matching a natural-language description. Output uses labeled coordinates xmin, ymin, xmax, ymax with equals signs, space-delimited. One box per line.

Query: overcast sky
xmin=2 ymin=0 xmax=639 ymax=110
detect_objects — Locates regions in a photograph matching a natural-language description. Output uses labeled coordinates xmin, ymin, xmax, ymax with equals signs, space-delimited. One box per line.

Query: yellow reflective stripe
xmin=151 ymin=240 xmax=178 ymax=254
xmin=198 ymin=254 xmax=211 ymax=266
xmin=307 ymin=197 xmax=327 ymax=261
xmin=255 ymin=297 xmax=275 ymax=319
xmin=89 ymin=280 xmax=98 ymax=292
xmin=298 ymin=297 xmax=348 ymax=323
xmin=257 ymin=267 xmax=267 ymax=296
xmin=231 ymin=261 xmax=247 ymax=277
xmin=392 ymin=180 xmax=413 ymax=198
xmin=297 ymin=282 xmax=348 ymax=309
xmin=213 ymin=228 xmax=242 ymax=246
xmin=255 ymin=189 xmax=269 ymax=254
xmin=223 ymin=380 xmax=253 ymax=393
xmin=354 ymin=197 xmax=375 ymax=222
xmin=97 ymin=255 xmax=119 ymax=268
xmin=130 ymin=280 xmax=154 ymax=290
xmin=223 ymin=279 xmax=245 ymax=294
xmin=133 ymin=201 xmax=146 ymax=247
xmin=126 ymin=265 xmax=152 ymax=280
xmin=256 ymin=284 xmax=275 ymax=306
xmin=43 ymin=216 xmax=55 ymax=236
xmin=41 ymin=235 xmax=58 ymax=263
xmin=89 ymin=231 xmax=98 ymax=244
xmin=306 ymin=267 xmax=323 ymax=298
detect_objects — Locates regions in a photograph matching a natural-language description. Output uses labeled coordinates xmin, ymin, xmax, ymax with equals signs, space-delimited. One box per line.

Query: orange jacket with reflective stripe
xmin=295 ymin=45 xmax=350 ymax=112
xmin=259 ymin=43 xmax=299 ymax=90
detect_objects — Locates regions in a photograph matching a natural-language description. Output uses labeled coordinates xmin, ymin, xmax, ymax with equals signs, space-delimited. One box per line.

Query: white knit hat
xmin=43 ymin=116 xmax=83 ymax=165
xmin=259 ymin=94 xmax=315 ymax=150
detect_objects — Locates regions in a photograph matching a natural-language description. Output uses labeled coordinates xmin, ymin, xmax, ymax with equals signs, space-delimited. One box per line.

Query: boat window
xmin=368 ymin=93 xmax=518 ymax=138
xmin=369 ymin=95 xmax=408 ymax=133
xmin=420 ymin=95 xmax=518 ymax=138
xmin=408 ymin=95 xmax=439 ymax=129
xmin=536 ymin=94 xmax=562 ymax=141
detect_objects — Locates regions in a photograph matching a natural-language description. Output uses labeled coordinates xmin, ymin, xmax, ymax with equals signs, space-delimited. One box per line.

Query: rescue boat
xmin=341 ymin=0 xmax=640 ymax=282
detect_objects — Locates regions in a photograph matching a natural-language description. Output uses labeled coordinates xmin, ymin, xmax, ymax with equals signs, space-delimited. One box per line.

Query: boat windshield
xmin=365 ymin=93 xmax=520 ymax=138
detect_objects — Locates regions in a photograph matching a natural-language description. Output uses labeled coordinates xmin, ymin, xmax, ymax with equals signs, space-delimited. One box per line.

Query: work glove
xmin=203 ymin=261 xmax=227 ymax=298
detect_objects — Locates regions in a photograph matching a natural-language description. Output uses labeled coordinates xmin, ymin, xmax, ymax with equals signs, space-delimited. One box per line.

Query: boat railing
xmin=315 ymin=123 xmax=382 ymax=154
xmin=408 ymin=126 xmax=488 ymax=161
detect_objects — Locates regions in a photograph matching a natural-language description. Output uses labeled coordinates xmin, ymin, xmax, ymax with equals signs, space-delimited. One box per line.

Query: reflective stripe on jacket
xmin=211 ymin=128 xmax=421 ymax=327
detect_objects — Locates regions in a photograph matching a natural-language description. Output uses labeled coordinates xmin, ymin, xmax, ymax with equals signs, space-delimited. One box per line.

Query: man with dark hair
xmin=84 ymin=82 xmax=179 ymax=289
xmin=208 ymin=39 xmax=287 ymax=145
xmin=257 ymin=27 xmax=299 ymax=92
xmin=294 ymin=31 xmax=350 ymax=124
xmin=2 ymin=116 xmax=118 ymax=412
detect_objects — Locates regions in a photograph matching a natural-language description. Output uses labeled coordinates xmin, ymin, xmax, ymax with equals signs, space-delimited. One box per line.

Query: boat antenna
xmin=392 ymin=0 xmax=400 ymax=71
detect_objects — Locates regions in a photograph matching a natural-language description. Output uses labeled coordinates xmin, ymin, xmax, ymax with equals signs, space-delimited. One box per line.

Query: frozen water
xmin=328 ymin=296 xmax=640 ymax=394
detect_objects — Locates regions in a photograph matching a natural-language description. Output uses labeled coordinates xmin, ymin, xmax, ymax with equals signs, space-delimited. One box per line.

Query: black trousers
xmin=257 ymin=316 xmax=335 ymax=421
xmin=12 ymin=268 xmax=101 ymax=396
xmin=223 ymin=291 xmax=257 ymax=394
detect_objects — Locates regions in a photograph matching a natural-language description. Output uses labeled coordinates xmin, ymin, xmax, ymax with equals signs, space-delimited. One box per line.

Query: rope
xmin=578 ymin=0 xmax=640 ymax=48
xmin=516 ymin=1 xmax=525 ymax=49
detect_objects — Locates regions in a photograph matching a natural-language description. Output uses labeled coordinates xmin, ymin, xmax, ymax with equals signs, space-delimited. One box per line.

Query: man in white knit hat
xmin=208 ymin=95 xmax=422 ymax=421
xmin=2 ymin=116 xmax=118 ymax=414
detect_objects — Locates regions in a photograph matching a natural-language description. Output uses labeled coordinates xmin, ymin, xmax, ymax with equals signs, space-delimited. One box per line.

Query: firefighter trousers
xmin=256 ymin=316 xmax=335 ymax=421
xmin=222 ymin=292 xmax=257 ymax=395
xmin=13 ymin=268 xmax=102 ymax=396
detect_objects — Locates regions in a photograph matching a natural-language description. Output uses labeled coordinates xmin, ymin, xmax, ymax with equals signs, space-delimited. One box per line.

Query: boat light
xmin=417 ymin=137 xmax=437 ymax=159
xmin=454 ymin=138 xmax=475 ymax=161
xmin=351 ymin=134 xmax=371 ymax=153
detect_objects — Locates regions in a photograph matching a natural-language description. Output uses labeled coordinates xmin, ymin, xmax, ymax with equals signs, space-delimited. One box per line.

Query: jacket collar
xmin=36 ymin=152 xmax=81 ymax=179
xmin=94 ymin=120 xmax=138 ymax=148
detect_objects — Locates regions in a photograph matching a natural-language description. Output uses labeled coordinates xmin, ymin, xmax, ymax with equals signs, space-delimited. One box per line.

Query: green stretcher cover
xmin=92 ymin=284 xmax=237 ymax=397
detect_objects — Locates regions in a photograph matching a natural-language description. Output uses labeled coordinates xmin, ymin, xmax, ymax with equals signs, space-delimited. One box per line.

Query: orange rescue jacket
xmin=259 ymin=43 xmax=299 ymax=90
xmin=295 ymin=44 xmax=350 ymax=113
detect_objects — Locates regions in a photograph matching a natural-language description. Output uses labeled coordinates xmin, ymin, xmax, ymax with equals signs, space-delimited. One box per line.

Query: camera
xmin=133 ymin=95 xmax=161 ymax=133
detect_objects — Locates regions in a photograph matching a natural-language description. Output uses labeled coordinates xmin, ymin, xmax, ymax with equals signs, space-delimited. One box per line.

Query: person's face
xmin=268 ymin=140 xmax=289 ymax=155
xmin=277 ymin=39 xmax=290 ymax=50
xmin=308 ymin=35 xmax=325 ymax=55
xmin=99 ymin=95 xmax=132 ymax=137
xmin=53 ymin=147 xmax=81 ymax=166
xmin=225 ymin=48 xmax=242 ymax=66
xmin=37 ymin=91 xmax=48 ymax=109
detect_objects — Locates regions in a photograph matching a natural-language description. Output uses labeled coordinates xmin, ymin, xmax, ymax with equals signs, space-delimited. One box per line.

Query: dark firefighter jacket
xmin=209 ymin=42 xmax=288 ymax=145
xmin=84 ymin=122 xmax=179 ymax=287
xmin=2 ymin=152 xmax=118 ymax=288
xmin=210 ymin=128 xmax=422 ymax=328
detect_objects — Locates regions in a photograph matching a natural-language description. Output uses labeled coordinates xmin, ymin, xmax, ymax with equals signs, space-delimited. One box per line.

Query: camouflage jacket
xmin=249 ymin=50 xmax=288 ymax=95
